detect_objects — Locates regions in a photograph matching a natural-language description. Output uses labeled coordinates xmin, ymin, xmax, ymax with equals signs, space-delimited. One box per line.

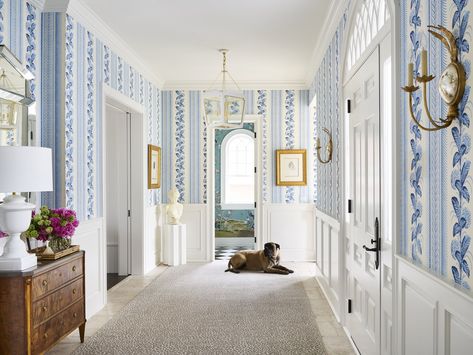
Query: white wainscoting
xmin=180 ymin=204 xmax=208 ymax=262
xmin=396 ymin=256 xmax=473 ymax=355
xmin=106 ymin=243 xmax=118 ymax=273
xmin=143 ymin=205 xmax=162 ymax=273
xmin=73 ymin=218 xmax=106 ymax=319
xmin=314 ymin=208 xmax=342 ymax=320
xmin=262 ymin=204 xmax=316 ymax=261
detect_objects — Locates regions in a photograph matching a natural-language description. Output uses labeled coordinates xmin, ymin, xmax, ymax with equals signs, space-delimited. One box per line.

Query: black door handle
xmin=362 ymin=217 xmax=380 ymax=269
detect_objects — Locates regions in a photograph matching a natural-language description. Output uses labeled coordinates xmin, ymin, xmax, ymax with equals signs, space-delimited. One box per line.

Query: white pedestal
xmin=163 ymin=224 xmax=186 ymax=266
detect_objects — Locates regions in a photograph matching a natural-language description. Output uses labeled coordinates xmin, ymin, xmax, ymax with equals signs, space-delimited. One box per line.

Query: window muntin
xmin=347 ymin=0 xmax=390 ymax=72
xmin=221 ymin=129 xmax=255 ymax=209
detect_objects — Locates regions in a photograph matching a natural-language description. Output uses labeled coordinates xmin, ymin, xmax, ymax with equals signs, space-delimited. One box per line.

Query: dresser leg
xmin=79 ymin=322 xmax=86 ymax=343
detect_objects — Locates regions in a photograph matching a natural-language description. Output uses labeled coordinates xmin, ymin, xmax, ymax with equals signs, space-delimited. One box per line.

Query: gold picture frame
xmin=276 ymin=149 xmax=307 ymax=186
xmin=147 ymin=144 xmax=161 ymax=189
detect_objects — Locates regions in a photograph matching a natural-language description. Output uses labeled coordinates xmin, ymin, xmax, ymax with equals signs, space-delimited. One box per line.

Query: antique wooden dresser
xmin=0 ymin=251 xmax=86 ymax=354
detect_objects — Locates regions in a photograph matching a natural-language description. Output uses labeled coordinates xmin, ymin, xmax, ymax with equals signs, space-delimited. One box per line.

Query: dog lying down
xmin=225 ymin=242 xmax=294 ymax=275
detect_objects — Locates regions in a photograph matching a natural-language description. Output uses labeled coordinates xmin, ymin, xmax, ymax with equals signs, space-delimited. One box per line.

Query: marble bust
xmin=166 ymin=187 xmax=183 ymax=225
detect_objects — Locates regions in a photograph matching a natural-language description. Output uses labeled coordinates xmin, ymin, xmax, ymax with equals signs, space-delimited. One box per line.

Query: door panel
xmin=345 ymin=47 xmax=381 ymax=355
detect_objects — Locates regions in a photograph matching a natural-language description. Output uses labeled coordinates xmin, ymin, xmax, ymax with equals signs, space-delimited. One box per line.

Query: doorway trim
xmin=207 ymin=115 xmax=263 ymax=261
xmin=339 ymin=0 xmax=399 ymax=353
xmin=102 ymin=85 xmax=146 ymax=275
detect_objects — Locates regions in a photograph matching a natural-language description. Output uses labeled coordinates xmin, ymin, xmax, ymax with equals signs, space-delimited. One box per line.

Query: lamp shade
xmin=0 ymin=146 xmax=53 ymax=192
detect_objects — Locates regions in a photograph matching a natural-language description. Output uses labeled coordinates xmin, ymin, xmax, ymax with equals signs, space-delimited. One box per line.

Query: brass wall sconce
xmin=402 ymin=25 xmax=466 ymax=131
xmin=316 ymin=128 xmax=333 ymax=164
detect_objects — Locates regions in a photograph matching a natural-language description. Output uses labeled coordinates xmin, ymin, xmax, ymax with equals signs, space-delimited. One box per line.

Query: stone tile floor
xmin=47 ymin=263 xmax=355 ymax=355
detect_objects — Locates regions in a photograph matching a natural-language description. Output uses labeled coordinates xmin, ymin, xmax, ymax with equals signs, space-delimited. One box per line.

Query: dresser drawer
xmin=32 ymin=256 xmax=83 ymax=300
xmin=32 ymin=277 xmax=84 ymax=327
xmin=31 ymin=300 xmax=85 ymax=354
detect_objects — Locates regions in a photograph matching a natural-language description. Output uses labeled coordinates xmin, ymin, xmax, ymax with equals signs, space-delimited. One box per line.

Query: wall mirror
xmin=0 ymin=45 xmax=35 ymax=204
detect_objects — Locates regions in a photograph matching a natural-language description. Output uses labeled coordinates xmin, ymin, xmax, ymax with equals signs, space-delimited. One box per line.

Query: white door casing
xmin=207 ymin=115 xmax=263 ymax=260
xmin=345 ymin=47 xmax=381 ymax=355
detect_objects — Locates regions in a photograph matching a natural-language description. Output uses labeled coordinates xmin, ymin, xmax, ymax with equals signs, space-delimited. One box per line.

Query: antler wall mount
xmin=316 ymin=128 xmax=333 ymax=164
xmin=402 ymin=25 xmax=466 ymax=132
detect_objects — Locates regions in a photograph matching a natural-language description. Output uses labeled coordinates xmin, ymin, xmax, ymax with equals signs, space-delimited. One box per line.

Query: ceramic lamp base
xmin=0 ymin=252 xmax=37 ymax=270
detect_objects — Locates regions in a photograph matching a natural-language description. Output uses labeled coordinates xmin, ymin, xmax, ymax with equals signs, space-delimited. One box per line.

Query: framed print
xmin=276 ymin=149 xmax=307 ymax=186
xmin=148 ymin=144 xmax=161 ymax=189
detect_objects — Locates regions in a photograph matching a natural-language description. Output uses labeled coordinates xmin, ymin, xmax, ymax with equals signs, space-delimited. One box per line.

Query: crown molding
xmin=162 ymin=80 xmax=309 ymax=91
xmin=66 ymin=0 xmax=164 ymax=89
xmin=304 ymin=0 xmax=349 ymax=87
xmin=29 ymin=0 xmax=47 ymax=11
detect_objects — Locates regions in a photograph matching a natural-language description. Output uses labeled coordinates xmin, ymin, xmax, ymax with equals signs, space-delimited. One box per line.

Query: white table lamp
xmin=0 ymin=146 xmax=53 ymax=270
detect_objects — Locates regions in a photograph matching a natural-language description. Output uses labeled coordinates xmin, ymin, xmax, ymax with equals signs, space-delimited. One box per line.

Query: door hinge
xmin=254 ymin=131 xmax=257 ymax=139
xmin=254 ymin=202 xmax=257 ymax=208
xmin=254 ymin=237 xmax=257 ymax=243
xmin=348 ymin=299 xmax=352 ymax=314
xmin=254 ymin=167 xmax=257 ymax=173
xmin=347 ymin=99 xmax=351 ymax=114
xmin=348 ymin=199 xmax=352 ymax=213
xmin=128 ymin=210 xmax=131 ymax=217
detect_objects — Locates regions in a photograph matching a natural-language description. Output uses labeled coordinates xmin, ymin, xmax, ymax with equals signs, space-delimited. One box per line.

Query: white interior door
xmin=345 ymin=47 xmax=381 ymax=355
xmin=105 ymin=104 xmax=131 ymax=276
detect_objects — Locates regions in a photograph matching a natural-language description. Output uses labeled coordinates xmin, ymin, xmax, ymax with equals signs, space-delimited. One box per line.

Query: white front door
xmin=345 ymin=47 xmax=381 ymax=355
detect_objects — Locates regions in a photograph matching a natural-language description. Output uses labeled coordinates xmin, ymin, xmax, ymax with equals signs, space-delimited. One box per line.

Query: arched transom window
xmin=346 ymin=0 xmax=390 ymax=72
xmin=221 ymin=129 xmax=255 ymax=209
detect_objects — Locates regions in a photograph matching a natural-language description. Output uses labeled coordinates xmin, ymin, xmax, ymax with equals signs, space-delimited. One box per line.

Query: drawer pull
xmin=72 ymin=288 xmax=77 ymax=294
xmin=42 ymin=306 xmax=47 ymax=312
xmin=73 ymin=312 xmax=77 ymax=318
xmin=72 ymin=265 xmax=77 ymax=272
xmin=42 ymin=279 xmax=48 ymax=286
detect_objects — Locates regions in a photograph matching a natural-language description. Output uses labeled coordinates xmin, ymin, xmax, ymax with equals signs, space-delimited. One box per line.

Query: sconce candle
xmin=421 ymin=49 xmax=428 ymax=76
xmin=401 ymin=25 xmax=466 ymax=132
xmin=407 ymin=63 xmax=414 ymax=86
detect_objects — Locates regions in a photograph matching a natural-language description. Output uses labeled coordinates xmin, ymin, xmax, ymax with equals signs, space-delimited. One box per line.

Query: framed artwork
xmin=147 ymin=144 xmax=161 ymax=189
xmin=275 ymin=149 xmax=307 ymax=186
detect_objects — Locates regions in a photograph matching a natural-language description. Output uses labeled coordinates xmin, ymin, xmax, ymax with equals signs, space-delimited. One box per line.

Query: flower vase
xmin=42 ymin=240 xmax=54 ymax=256
xmin=49 ymin=238 xmax=72 ymax=253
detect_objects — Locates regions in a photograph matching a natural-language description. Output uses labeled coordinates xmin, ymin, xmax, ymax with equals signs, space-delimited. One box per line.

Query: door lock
xmin=363 ymin=217 xmax=380 ymax=269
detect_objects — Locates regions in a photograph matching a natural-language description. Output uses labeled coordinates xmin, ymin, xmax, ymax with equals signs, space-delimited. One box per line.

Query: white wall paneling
xmin=180 ymin=204 xmax=208 ymax=262
xmin=314 ymin=208 xmax=342 ymax=320
xmin=263 ymin=204 xmax=316 ymax=262
xmin=143 ymin=205 xmax=162 ymax=272
xmin=396 ymin=256 xmax=473 ymax=355
xmin=73 ymin=218 xmax=106 ymax=318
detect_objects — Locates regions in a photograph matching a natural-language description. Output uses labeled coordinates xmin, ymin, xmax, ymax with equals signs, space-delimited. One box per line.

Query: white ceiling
xmin=80 ymin=0 xmax=333 ymax=88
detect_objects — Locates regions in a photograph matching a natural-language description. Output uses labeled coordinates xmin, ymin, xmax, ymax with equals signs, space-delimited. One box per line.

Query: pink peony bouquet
xmin=25 ymin=206 xmax=79 ymax=242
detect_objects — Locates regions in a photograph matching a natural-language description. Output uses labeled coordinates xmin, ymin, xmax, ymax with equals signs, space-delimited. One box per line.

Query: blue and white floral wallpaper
xmin=0 ymin=0 xmax=40 ymax=147
xmin=161 ymin=89 xmax=313 ymax=205
xmin=0 ymin=0 xmax=162 ymax=221
xmin=401 ymin=0 xmax=472 ymax=292
xmin=309 ymin=14 xmax=347 ymax=221
xmin=59 ymin=14 xmax=162 ymax=221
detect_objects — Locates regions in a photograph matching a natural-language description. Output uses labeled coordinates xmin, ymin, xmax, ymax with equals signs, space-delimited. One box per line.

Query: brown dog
xmin=224 ymin=242 xmax=294 ymax=275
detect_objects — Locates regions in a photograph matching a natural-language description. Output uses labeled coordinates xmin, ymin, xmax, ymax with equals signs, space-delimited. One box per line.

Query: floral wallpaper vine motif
xmin=257 ymin=90 xmax=268 ymax=203
xmin=25 ymin=2 xmax=36 ymax=101
xmin=451 ymin=0 xmax=471 ymax=289
xmin=86 ymin=31 xmax=95 ymax=219
xmin=175 ymin=90 xmax=185 ymax=202
xmin=409 ymin=0 xmax=423 ymax=263
xmin=285 ymin=90 xmax=296 ymax=203
xmin=65 ymin=14 xmax=74 ymax=210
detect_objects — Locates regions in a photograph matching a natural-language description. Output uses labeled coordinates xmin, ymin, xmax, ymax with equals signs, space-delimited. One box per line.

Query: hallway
xmin=48 ymin=263 xmax=354 ymax=354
